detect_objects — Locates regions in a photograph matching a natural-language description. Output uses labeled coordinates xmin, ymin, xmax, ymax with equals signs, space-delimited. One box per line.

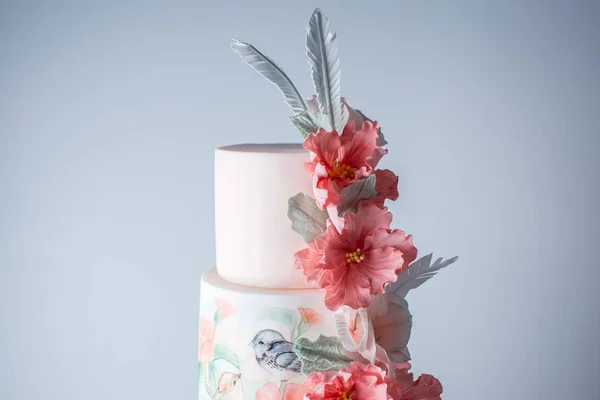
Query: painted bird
xmin=249 ymin=329 xmax=302 ymax=378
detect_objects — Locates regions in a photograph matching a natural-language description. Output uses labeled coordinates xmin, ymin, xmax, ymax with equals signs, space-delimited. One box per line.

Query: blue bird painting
xmin=249 ymin=329 xmax=302 ymax=379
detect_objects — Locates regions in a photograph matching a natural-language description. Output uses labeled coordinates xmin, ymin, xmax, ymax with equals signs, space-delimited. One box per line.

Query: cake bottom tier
xmin=198 ymin=268 xmax=336 ymax=400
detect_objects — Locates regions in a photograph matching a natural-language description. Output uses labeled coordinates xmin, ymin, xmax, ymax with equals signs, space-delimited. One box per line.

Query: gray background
xmin=1 ymin=0 xmax=599 ymax=399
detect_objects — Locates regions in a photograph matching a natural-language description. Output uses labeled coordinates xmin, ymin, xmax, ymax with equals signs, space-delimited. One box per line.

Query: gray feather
xmin=388 ymin=254 xmax=459 ymax=298
xmin=231 ymin=39 xmax=307 ymax=115
xmin=306 ymin=8 xmax=344 ymax=132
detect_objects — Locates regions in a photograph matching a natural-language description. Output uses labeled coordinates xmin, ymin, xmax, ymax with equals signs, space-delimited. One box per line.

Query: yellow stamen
xmin=346 ymin=248 xmax=365 ymax=264
xmin=328 ymin=160 xmax=356 ymax=181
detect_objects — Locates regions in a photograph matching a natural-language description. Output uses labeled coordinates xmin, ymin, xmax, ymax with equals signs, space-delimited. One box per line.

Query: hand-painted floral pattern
xmin=255 ymin=382 xmax=312 ymax=400
xmin=215 ymin=297 xmax=236 ymax=318
xmin=199 ymin=298 xmax=239 ymax=399
xmin=299 ymin=307 xmax=324 ymax=325
xmin=199 ymin=316 xmax=216 ymax=364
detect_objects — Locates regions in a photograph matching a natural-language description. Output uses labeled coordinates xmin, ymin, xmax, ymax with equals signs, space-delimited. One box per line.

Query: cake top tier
xmin=217 ymin=143 xmax=307 ymax=153
xmin=214 ymin=143 xmax=313 ymax=289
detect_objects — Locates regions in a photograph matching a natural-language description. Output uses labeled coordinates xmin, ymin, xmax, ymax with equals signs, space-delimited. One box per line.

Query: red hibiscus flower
xmin=305 ymin=362 xmax=391 ymax=400
xmin=294 ymin=202 xmax=417 ymax=311
xmin=303 ymin=121 xmax=387 ymax=209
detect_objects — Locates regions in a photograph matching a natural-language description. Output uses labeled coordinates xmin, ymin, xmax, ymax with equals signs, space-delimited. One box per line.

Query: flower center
xmin=338 ymin=392 xmax=352 ymax=399
xmin=328 ymin=160 xmax=355 ymax=181
xmin=346 ymin=248 xmax=365 ymax=263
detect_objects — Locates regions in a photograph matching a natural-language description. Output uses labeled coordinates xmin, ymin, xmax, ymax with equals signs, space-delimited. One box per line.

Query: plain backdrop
xmin=1 ymin=1 xmax=599 ymax=399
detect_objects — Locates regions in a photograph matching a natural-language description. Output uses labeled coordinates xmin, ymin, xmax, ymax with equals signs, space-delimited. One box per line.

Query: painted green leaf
xmin=291 ymin=319 xmax=311 ymax=343
xmin=294 ymin=334 xmax=352 ymax=375
xmin=212 ymin=344 xmax=239 ymax=369
xmin=295 ymin=320 xmax=311 ymax=339
xmin=257 ymin=307 xmax=299 ymax=335
xmin=199 ymin=361 xmax=218 ymax=394
xmin=338 ymin=174 xmax=377 ymax=215
xmin=213 ymin=310 xmax=222 ymax=326
xmin=287 ymin=193 xmax=328 ymax=242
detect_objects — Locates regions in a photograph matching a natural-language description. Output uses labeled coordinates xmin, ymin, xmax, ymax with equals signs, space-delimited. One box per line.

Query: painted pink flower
xmin=294 ymin=202 xmax=418 ymax=310
xmin=305 ymin=362 xmax=391 ymax=400
xmin=198 ymin=316 xmax=215 ymax=363
xmin=299 ymin=307 xmax=324 ymax=326
xmin=255 ymin=382 xmax=313 ymax=400
xmin=386 ymin=363 xmax=443 ymax=400
xmin=303 ymin=120 xmax=387 ymax=209
xmin=369 ymin=296 xmax=412 ymax=363
xmin=214 ymin=297 xmax=235 ymax=318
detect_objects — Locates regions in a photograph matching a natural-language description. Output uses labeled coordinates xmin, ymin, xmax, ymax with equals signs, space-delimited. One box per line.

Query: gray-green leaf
xmin=294 ymin=334 xmax=352 ymax=375
xmin=338 ymin=174 xmax=377 ymax=215
xmin=288 ymin=193 xmax=329 ymax=242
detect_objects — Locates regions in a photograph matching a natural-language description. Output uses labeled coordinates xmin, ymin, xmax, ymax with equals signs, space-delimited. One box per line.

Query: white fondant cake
xmin=214 ymin=144 xmax=313 ymax=289
xmin=199 ymin=269 xmax=335 ymax=400
xmin=199 ymin=8 xmax=457 ymax=400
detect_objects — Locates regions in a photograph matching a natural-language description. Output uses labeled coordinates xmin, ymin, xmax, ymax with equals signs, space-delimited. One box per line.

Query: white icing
xmin=198 ymin=269 xmax=336 ymax=400
xmin=214 ymin=144 xmax=313 ymax=289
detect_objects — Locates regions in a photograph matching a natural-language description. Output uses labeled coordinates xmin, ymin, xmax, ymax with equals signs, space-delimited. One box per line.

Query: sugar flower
xmin=303 ymin=120 xmax=387 ymax=209
xmin=294 ymin=202 xmax=418 ymax=310
xmin=305 ymin=362 xmax=391 ymax=400
xmin=334 ymin=306 xmax=377 ymax=363
xmin=386 ymin=363 xmax=443 ymax=400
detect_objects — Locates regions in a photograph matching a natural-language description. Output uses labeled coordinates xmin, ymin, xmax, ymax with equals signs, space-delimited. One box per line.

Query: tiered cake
xmin=199 ymin=8 xmax=457 ymax=400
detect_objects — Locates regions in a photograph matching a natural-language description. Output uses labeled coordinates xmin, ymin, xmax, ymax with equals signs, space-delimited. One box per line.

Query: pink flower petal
xmin=372 ymin=169 xmax=399 ymax=207
xmin=339 ymin=121 xmax=381 ymax=172
xmin=360 ymin=246 xmax=404 ymax=294
xmin=348 ymin=202 xmax=394 ymax=244
xmin=401 ymin=374 xmax=443 ymax=400
xmin=365 ymin=229 xmax=417 ymax=271
xmin=255 ymin=382 xmax=281 ymax=400
xmin=324 ymin=269 xmax=372 ymax=310
xmin=283 ymin=383 xmax=313 ymax=400
xmin=303 ymin=128 xmax=341 ymax=168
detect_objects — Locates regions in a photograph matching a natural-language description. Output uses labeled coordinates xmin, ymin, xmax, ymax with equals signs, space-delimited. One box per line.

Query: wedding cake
xmin=198 ymin=8 xmax=457 ymax=400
